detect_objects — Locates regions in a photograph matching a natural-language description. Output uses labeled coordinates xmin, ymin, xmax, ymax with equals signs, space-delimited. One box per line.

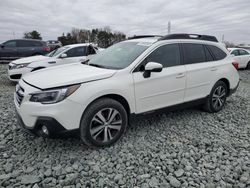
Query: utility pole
xmin=168 ymin=21 xmax=171 ymax=34
xmin=12 ymin=31 xmax=15 ymax=39
xmin=222 ymin=34 xmax=225 ymax=43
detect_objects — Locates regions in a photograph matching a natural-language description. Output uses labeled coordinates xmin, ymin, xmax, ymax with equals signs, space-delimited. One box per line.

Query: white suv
xmin=15 ymin=34 xmax=240 ymax=147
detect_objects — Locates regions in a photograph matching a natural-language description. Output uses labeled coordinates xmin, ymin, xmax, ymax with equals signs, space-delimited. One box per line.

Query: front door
xmin=133 ymin=43 xmax=186 ymax=113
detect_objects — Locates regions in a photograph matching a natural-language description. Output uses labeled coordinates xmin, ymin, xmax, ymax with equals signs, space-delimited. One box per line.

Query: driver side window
xmin=137 ymin=44 xmax=181 ymax=71
xmin=65 ymin=47 xmax=86 ymax=58
xmin=4 ymin=41 xmax=16 ymax=47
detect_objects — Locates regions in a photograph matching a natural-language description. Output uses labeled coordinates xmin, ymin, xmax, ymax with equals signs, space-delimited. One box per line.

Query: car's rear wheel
xmin=246 ymin=61 xmax=250 ymax=70
xmin=80 ymin=98 xmax=128 ymax=147
xmin=203 ymin=81 xmax=228 ymax=113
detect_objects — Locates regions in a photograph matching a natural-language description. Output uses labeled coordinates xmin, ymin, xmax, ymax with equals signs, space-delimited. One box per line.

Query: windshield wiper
xmin=88 ymin=63 xmax=108 ymax=69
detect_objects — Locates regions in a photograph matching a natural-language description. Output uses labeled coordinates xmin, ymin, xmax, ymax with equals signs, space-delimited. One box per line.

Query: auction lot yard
xmin=0 ymin=64 xmax=250 ymax=188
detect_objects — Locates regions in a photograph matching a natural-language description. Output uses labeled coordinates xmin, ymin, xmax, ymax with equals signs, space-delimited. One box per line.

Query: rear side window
xmin=204 ymin=46 xmax=214 ymax=61
xmin=207 ymin=45 xmax=227 ymax=60
xmin=239 ymin=49 xmax=249 ymax=55
xmin=146 ymin=44 xmax=181 ymax=68
xmin=183 ymin=43 xmax=206 ymax=64
xmin=66 ymin=47 xmax=87 ymax=57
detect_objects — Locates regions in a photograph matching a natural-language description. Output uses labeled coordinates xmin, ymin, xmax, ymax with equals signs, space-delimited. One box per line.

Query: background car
xmin=47 ymin=40 xmax=62 ymax=51
xmin=8 ymin=43 xmax=99 ymax=81
xmin=0 ymin=39 xmax=50 ymax=60
xmin=228 ymin=48 xmax=250 ymax=69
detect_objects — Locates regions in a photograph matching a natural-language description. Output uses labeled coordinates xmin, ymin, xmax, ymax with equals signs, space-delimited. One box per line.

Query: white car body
xmin=228 ymin=48 xmax=250 ymax=68
xmin=8 ymin=43 xmax=99 ymax=81
xmin=15 ymin=35 xmax=240 ymax=147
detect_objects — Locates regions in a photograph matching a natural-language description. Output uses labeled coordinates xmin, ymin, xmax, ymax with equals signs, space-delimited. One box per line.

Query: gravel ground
xmin=0 ymin=64 xmax=250 ymax=188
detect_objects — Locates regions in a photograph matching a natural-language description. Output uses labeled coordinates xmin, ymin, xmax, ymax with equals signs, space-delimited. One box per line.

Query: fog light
xmin=41 ymin=125 xmax=49 ymax=135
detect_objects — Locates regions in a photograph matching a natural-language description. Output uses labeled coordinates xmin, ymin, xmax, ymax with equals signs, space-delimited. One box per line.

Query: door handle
xmin=176 ymin=73 xmax=185 ymax=78
xmin=211 ymin=67 xmax=218 ymax=71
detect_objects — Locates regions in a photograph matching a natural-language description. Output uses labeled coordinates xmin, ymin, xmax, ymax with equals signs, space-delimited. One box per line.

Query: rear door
xmin=182 ymin=43 xmax=215 ymax=102
xmin=0 ymin=40 xmax=18 ymax=59
xmin=133 ymin=43 xmax=186 ymax=113
xmin=17 ymin=40 xmax=37 ymax=57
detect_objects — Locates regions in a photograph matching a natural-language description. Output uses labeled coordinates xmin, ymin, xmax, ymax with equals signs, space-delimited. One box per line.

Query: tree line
xmin=23 ymin=27 xmax=126 ymax=48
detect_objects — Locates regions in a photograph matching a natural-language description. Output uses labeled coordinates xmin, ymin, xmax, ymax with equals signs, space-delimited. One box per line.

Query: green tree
xmin=23 ymin=30 xmax=42 ymax=40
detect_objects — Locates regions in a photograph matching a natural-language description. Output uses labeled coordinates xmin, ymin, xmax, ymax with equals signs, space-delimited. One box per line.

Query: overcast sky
xmin=0 ymin=0 xmax=250 ymax=44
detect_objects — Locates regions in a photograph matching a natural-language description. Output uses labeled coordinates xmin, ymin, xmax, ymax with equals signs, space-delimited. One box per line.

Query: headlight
xmin=29 ymin=84 xmax=80 ymax=104
xmin=10 ymin=63 xmax=30 ymax=70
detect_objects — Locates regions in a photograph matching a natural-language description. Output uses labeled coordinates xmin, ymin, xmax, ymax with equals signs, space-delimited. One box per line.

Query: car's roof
xmin=65 ymin=43 xmax=91 ymax=48
xmin=126 ymin=37 xmax=222 ymax=46
xmin=9 ymin=39 xmax=44 ymax=42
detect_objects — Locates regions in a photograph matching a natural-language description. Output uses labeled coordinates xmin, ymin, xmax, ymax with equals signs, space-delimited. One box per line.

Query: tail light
xmin=232 ymin=61 xmax=239 ymax=70
xmin=43 ymin=46 xmax=50 ymax=52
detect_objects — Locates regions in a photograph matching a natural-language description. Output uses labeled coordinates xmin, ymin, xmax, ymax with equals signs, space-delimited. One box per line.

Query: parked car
xmin=8 ymin=43 xmax=98 ymax=81
xmin=228 ymin=48 xmax=250 ymax=69
xmin=47 ymin=40 xmax=62 ymax=51
xmin=0 ymin=39 xmax=50 ymax=60
xmin=15 ymin=34 xmax=239 ymax=147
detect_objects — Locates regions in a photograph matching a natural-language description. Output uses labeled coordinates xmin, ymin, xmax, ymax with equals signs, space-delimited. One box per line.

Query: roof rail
xmin=128 ymin=35 xmax=163 ymax=40
xmin=158 ymin=33 xmax=218 ymax=42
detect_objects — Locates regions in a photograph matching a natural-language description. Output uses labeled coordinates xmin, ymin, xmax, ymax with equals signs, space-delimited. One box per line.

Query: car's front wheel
xmin=80 ymin=98 xmax=128 ymax=147
xmin=204 ymin=81 xmax=228 ymax=113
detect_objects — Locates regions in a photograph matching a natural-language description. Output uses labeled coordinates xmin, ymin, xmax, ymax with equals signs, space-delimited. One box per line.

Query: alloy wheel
xmin=90 ymin=108 xmax=122 ymax=143
xmin=212 ymin=85 xmax=226 ymax=110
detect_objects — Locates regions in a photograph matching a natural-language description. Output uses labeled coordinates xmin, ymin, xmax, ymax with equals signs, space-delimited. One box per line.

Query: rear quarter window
xmin=207 ymin=45 xmax=227 ymax=60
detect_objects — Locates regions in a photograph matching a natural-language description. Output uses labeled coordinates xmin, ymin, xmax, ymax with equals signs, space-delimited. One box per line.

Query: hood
xmin=22 ymin=63 xmax=117 ymax=89
xmin=11 ymin=55 xmax=50 ymax=64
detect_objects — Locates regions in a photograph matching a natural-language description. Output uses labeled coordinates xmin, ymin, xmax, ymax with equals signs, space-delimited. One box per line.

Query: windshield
xmin=46 ymin=46 xmax=69 ymax=57
xmin=88 ymin=42 xmax=150 ymax=69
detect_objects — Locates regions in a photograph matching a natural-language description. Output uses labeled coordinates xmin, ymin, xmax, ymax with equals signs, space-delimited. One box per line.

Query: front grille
xmin=15 ymin=84 xmax=24 ymax=106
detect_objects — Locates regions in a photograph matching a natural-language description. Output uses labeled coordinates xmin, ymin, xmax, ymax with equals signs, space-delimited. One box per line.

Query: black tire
xmin=80 ymin=98 xmax=128 ymax=147
xmin=246 ymin=61 xmax=250 ymax=70
xmin=203 ymin=81 xmax=228 ymax=113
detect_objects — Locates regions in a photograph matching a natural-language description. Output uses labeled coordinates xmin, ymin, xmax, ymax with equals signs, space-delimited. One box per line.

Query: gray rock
xmin=21 ymin=175 xmax=41 ymax=184
xmin=174 ymin=169 xmax=184 ymax=177
xmin=114 ymin=174 xmax=123 ymax=183
xmin=169 ymin=176 xmax=181 ymax=188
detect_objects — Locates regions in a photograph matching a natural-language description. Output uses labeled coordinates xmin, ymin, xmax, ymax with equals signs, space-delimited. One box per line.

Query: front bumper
xmin=16 ymin=111 xmax=78 ymax=138
xmin=14 ymin=80 xmax=84 ymax=138
xmin=8 ymin=66 xmax=32 ymax=82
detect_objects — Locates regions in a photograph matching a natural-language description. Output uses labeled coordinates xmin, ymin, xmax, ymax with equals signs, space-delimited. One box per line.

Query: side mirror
xmin=143 ymin=62 xmax=163 ymax=78
xmin=60 ymin=53 xmax=67 ymax=58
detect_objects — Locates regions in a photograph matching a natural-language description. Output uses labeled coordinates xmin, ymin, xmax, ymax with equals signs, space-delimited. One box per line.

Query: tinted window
xmin=207 ymin=45 xmax=227 ymax=60
xmin=66 ymin=47 xmax=86 ymax=57
xmin=183 ymin=43 xmax=206 ymax=64
xmin=231 ymin=50 xmax=239 ymax=56
xmin=17 ymin=40 xmax=43 ymax=47
xmin=204 ymin=45 xmax=214 ymax=61
xmin=4 ymin=41 xmax=16 ymax=47
xmin=146 ymin=44 xmax=181 ymax=67
xmin=239 ymin=49 xmax=249 ymax=55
